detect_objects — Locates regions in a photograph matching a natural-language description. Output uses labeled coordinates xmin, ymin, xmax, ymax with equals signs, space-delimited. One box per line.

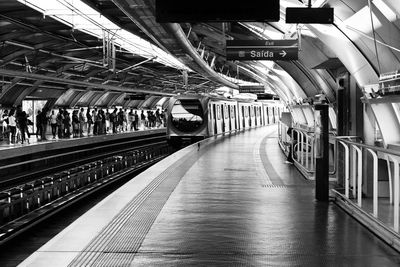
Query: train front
xmin=166 ymin=95 xmax=208 ymax=146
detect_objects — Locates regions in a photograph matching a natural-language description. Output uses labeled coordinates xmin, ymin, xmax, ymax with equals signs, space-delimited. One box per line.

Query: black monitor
xmin=155 ymin=0 xmax=280 ymax=23
xmin=286 ymin=7 xmax=334 ymax=24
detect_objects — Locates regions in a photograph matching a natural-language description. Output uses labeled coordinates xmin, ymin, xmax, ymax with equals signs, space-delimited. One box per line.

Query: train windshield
xmin=171 ymin=99 xmax=204 ymax=132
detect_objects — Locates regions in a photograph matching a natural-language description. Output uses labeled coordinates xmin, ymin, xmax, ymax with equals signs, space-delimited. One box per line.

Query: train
xmin=166 ymin=94 xmax=283 ymax=146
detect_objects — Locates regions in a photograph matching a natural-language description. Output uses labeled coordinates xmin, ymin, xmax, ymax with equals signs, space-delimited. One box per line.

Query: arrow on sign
xmin=279 ymin=50 xmax=287 ymax=57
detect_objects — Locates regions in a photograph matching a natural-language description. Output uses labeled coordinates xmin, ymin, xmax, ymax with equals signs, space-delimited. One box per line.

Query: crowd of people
xmin=0 ymin=106 xmax=167 ymax=145
xmin=0 ymin=106 xmax=33 ymax=144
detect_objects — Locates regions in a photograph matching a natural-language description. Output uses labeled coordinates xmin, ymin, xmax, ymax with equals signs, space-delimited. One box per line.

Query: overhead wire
xmin=367 ymin=0 xmax=382 ymax=75
xmin=54 ymin=0 xmax=187 ymax=69
xmin=345 ymin=25 xmax=400 ymax=53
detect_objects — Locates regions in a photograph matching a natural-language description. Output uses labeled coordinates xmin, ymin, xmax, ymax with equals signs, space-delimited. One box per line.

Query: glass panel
xmin=375 ymin=121 xmax=383 ymax=143
xmin=392 ymin=103 xmax=400 ymax=121
xmin=328 ymin=106 xmax=337 ymax=130
xmin=22 ymin=100 xmax=47 ymax=134
xmin=302 ymin=106 xmax=315 ymax=127
xmin=171 ymin=99 xmax=204 ymax=132
xmin=292 ymin=107 xmax=307 ymax=126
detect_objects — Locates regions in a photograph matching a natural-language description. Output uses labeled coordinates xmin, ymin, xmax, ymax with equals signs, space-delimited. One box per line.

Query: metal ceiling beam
xmin=0 ymin=80 xmax=65 ymax=90
xmin=0 ymin=14 xmax=87 ymax=46
xmin=0 ymin=48 xmax=31 ymax=67
xmin=5 ymin=40 xmax=104 ymax=67
xmin=116 ymin=57 xmax=156 ymax=74
xmin=165 ymin=23 xmax=239 ymax=89
xmin=0 ymin=31 xmax=29 ymax=42
xmin=4 ymin=41 xmax=181 ymax=88
xmin=0 ymin=68 xmax=174 ymax=96
xmin=110 ymin=0 xmax=168 ymax=52
xmin=8 ymin=61 xmax=174 ymax=91
xmin=14 ymin=62 xmax=82 ymax=104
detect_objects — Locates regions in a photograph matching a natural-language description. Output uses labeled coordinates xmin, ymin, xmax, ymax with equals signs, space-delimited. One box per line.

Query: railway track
xmin=0 ymin=134 xmax=171 ymax=245
xmin=0 ymin=132 xmax=167 ymax=189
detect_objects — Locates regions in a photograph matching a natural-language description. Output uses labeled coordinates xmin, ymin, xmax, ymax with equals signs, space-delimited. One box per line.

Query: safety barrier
xmin=0 ymin=145 xmax=170 ymax=225
xmin=278 ymin=122 xmax=315 ymax=174
xmin=278 ymin=122 xmax=339 ymax=180
xmin=292 ymin=128 xmax=315 ymax=174
xmin=336 ymin=137 xmax=400 ymax=233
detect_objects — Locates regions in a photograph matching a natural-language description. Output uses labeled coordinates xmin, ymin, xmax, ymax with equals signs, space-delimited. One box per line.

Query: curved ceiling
xmin=0 ymin=0 xmax=399 ymax=108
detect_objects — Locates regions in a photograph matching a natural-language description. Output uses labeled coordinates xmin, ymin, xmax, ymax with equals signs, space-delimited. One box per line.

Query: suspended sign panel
xmin=286 ymin=8 xmax=334 ymax=24
xmin=124 ymin=94 xmax=146 ymax=100
xmin=239 ymin=85 xmax=265 ymax=94
xmin=226 ymin=39 xmax=298 ymax=61
xmin=257 ymin=93 xmax=277 ymax=100
xmin=155 ymin=0 xmax=280 ymax=22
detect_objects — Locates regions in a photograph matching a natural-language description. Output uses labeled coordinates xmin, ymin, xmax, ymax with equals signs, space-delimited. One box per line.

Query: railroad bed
xmin=0 ymin=130 xmax=170 ymax=245
xmin=0 ymin=129 xmax=166 ymax=189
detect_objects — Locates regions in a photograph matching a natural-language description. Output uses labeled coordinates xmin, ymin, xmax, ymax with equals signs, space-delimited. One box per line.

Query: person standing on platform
xmin=140 ymin=110 xmax=146 ymax=130
xmin=286 ymin=127 xmax=298 ymax=163
xmin=92 ymin=108 xmax=98 ymax=135
xmin=134 ymin=110 xmax=139 ymax=131
xmin=2 ymin=110 xmax=9 ymax=143
xmin=8 ymin=109 xmax=16 ymax=144
xmin=56 ymin=108 xmax=64 ymax=139
xmin=63 ymin=108 xmax=71 ymax=138
xmin=124 ymin=108 xmax=129 ymax=132
xmin=118 ymin=108 xmax=124 ymax=132
xmin=40 ymin=107 xmax=49 ymax=141
xmin=86 ymin=108 xmax=92 ymax=136
xmin=49 ymin=110 xmax=57 ymax=139
xmin=72 ymin=110 xmax=79 ymax=138
xmin=128 ymin=109 xmax=135 ymax=131
xmin=155 ymin=109 xmax=161 ymax=128
xmin=101 ymin=109 xmax=107 ymax=134
xmin=148 ymin=111 xmax=155 ymax=128
xmin=105 ymin=109 xmax=110 ymax=134
xmin=17 ymin=108 xmax=29 ymax=144
xmin=110 ymin=108 xmax=117 ymax=133
xmin=36 ymin=110 xmax=43 ymax=140
xmin=79 ymin=108 xmax=85 ymax=137
xmin=96 ymin=109 xmax=103 ymax=135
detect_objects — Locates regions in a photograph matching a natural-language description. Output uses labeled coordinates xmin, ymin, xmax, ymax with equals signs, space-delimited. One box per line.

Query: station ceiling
xmin=0 ymin=0 xmax=399 ymax=108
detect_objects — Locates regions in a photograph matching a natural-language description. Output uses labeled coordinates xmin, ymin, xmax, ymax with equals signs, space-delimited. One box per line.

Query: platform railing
xmin=336 ymin=137 xmax=400 ymax=233
xmin=278 ymin=122 xmax=316 ymax=173
xmin=292 ymin=128 xmax=315 ymax=173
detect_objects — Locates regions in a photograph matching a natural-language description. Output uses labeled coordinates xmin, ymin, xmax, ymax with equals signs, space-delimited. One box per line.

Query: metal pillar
xmin=315 ymin=104 xmax=329 ymax=201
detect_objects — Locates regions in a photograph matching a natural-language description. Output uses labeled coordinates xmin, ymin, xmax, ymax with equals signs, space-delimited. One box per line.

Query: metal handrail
xmin=292 ymin=129 xmax=315 ymax=173
xmin=336 ymin=136 xmax=400 ymax=157
xmin=336 ymin=135 xmax=400 ymax=233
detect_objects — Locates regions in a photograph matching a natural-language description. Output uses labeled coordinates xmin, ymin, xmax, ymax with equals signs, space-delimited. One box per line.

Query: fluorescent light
xmin=17 ymin=0 xmax=189 ymax=71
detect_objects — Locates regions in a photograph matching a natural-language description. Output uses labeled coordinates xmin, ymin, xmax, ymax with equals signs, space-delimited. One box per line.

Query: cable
xmin=55 ymin=0 xmax=185 ymax=69
xmin=367 ymin=0 xmax=382 ymax=75
xmin=345 ymin=25 xmax=400 ymax=53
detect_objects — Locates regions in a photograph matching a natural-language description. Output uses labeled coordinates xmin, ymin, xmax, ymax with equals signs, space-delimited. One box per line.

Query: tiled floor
xmin=19 ymin=125 xmax=400 ymax=266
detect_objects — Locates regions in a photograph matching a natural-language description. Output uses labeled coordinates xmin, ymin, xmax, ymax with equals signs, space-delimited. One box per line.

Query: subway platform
xmin=18 ymin=125 xmax=400 ymax=266
xmin=0 ymin=128 xmax=165 ymax=161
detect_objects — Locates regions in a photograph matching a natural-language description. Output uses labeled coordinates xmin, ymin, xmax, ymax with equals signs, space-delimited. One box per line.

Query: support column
xmin=315 ymin=104 xmax=329 ymax=201
xmin=336 ymin=73 xmax=350 ymax=187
